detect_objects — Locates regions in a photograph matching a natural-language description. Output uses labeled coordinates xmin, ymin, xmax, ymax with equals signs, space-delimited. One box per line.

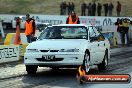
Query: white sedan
xmin=24 ymin=24 xmax=110 ymax=74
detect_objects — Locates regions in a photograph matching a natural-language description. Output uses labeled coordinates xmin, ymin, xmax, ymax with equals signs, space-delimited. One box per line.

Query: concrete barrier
xmin=4 ymin=31 xmax=40 ymax=45
xmin=0 ymin=45 xmax=20 ymax=63
xmin=4 ymin=33 xmax=27 ymax=45
xmin=3 ymin=33 xmax=29 ymax=57
xmin=4 ymin=33 xmax=15 ymax=45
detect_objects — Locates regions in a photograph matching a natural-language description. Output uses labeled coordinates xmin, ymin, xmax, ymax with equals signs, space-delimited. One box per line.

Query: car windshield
xmin=38 ymin=26 xmax=87 ymax=39
xmin=36 ymin=23 xmax=51 ymax=32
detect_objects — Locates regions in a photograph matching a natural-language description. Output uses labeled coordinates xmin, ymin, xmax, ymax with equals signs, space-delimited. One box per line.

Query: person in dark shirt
xmin=71 ymin=2 xmax=75 ymax=12
xmin=108 ymin=2 xmax=114 ymax=16
xmin=81 ymin=2 xmax=87 ymax=16
xmin=97 ymin=2 xmax=102 ymax=16
xmin=116 ymin=1 xmax=121 ymax=17
xmin=67 ymin=2 xmax=72 ymax=15
xmin=92 ymin=2 xmax=96 ymax=16
xmin=60 ymin=2 xmax=63 ymax=15
xmin=62 ymin=1 xmax=67 ymax=15
xmin=87 ymin=3 xmax=92 ymax=16
xmin=103 ymin=3 xmax=109 ymax=16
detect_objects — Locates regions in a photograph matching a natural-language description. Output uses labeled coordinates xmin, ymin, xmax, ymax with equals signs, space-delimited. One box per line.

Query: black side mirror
xmin=90 ymin=37 xmax=98 ymax=42
xmin=31 ymin=37 xmax=37 ymax=42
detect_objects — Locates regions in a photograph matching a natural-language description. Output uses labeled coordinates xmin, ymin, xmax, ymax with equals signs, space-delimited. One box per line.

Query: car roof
xmin=52 ymin=24 xmax=92 ymax=27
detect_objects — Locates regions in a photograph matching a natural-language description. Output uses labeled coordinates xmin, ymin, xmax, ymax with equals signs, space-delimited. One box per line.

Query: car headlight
xmin=59 ymin=49 xmax=79 ymax=52
xmin=26 ymin=49 xmax=39 ymax=52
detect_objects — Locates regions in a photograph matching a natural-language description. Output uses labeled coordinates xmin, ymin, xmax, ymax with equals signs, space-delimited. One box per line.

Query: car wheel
xmin=26 ymin=65 xmax=38 ymax=74
xmin=84 ymin=52 xmax=90 ymax=74
xmin=98 ymin=51 xmax=108 ymax=70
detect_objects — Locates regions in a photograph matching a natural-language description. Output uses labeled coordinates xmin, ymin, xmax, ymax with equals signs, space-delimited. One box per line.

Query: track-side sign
xmin=0 ymin=45 xmax=19 ymax=63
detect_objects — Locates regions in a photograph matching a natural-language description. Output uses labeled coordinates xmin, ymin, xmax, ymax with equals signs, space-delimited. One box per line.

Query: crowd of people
xmin=60 ymin=1 xmax=122 ymax=17
xmin=60 ymin=1 xmax=75 ymax=15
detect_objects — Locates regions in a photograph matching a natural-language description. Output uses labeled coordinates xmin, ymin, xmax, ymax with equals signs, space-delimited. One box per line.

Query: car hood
xmin=27 ymin=39 xmax=87 ymax=50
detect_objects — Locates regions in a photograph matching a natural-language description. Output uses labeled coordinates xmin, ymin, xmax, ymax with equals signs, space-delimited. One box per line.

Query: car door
xmin=88 ymin=26 xmax=101 ymax=64
xmin=94 ymin=27 xmax=106 ymax=61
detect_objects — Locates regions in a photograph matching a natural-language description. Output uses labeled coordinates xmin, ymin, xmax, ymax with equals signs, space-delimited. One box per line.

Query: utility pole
xmin=0 ymin=19 xmax=5 ymax=38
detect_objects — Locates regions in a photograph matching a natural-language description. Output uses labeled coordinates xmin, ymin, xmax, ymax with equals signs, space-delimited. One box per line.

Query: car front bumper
xmin=24 ymin=52 xmax=85 ymax=67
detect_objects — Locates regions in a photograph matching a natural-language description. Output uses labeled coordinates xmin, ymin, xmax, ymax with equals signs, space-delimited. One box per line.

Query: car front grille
xmin=40 ymin=50 xmax=49 ymax=52
xmin=40 ymin=50 xmax=59 ymax=52
xmin=50 ymin=50 xmax=59 ymax=52
xmin=36 ymin=57 xmax=63 ymax=61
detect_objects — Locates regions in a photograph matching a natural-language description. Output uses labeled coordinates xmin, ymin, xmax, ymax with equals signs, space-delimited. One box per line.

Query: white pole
xmin=0 ymin=20 xmax=5 ymax=38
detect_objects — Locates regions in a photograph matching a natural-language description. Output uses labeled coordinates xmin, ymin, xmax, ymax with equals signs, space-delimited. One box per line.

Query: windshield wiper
xmin=48 ymin=37 xmax=63 ymax=39
xmin=63 ymin=37 xmax=82 ymax=39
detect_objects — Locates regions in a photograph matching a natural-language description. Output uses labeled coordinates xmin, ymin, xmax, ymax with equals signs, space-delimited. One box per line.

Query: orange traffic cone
xmin=14 ymin=25 xmax=22 ymax=45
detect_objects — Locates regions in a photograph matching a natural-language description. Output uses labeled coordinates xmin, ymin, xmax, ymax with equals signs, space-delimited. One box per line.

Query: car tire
xmin=26 ymin=65 xmax=38 ymax=74
xmin=84 ymin=52 xmax=90 ymax=74
xmin=98 ymin=50 xmax=108 ymax=70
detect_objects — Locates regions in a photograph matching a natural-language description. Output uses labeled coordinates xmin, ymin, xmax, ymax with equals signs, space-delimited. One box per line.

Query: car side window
xmin=89 ymin=27 xmax=99 ymax=42
xmin=89 ymin=27 xmax=105 ymax=42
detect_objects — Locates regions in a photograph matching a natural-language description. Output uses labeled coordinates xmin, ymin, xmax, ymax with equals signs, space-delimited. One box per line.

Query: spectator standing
xmin=115 ymin=18 xmax=123 ymax=45
xmin=108 ymin=2 xmax=114 ymax=16
xmin=71 ymin=2 xmax=75 ymax=12
xmin=25 ymin=14 xmax=36 ymax=43
xmin=121 ymin=18 xmax=131 ymax=46
xmin=66 ymin=11 xmax=80 ymax=24
xmin=62 ymin=1 xmax=67 ymax=15
xmin=115 ymin=18 xmax=122 ymax=33
xmin=60 ymin=2 xmax=63 ymax=15
xmin=97 ymin=2 xmax=102 ymax=16
xmin=116 ymin=1 xmax=121 ymax=17
xmin=103 ymin=3 xmax=109 ymax=16
xmin=81 ymin=2 xmax=87 ymax=16
xmin=92 ymin=2 xmax=96 ymax=16
xmin=67 ymin=2 xmax=72 ymax=15
xmin=87 ymin=3 xmax=92 ymax=16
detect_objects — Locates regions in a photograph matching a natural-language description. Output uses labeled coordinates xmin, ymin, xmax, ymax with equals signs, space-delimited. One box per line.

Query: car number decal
xmin=42 ymin=55 xmax=55 ymax=60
